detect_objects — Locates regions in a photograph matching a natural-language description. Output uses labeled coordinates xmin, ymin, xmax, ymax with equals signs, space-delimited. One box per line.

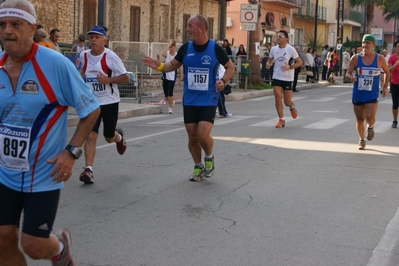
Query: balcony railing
xmin=343 ymin=9 xmax=363 ymax=23
xmin=262 ymin=0 xmax=305 ymax=8
xmin=293 ymin=3 xmax=327 ymax=21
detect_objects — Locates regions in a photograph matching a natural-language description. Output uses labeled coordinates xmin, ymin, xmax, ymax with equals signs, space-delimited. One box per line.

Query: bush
xmin=248 ymin=83 xmax=272 ymax=90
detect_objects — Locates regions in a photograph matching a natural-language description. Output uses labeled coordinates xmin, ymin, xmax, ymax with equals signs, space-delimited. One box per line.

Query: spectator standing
xmin=388 ymin=40 xmax=399 ymax=128
xmin=312 ymin=49 xmax=319 ymax=81
xmin=236 ymin=44 xmax=247 ymax=57
xmin=78 ymin=25 xmax=129 ymax=184
xmin=304 ymin=47 xmax=315 ymax=83
xmin=266 ymin=30 xmax=302 ymax=128
xmin=345 ymin=34 xmax=390 ymax=149
xmin=350 ymin=47 xmax=356 ymax=57
xmin=222 ymin=39 xmax=232 ymax=56
xmin=161 ymin=39 xmax=178 ymax=114
xmin=49 ymin=28 xmax=61 ymax=53
xmin=71 ymin=34 xmax=88 ymax=53
xmin=380 ymin=49 xmax=390 ymax=90
xmin=260 ymin=51 xmax=272 ymax=84
xmin=342 ymin=48 xmax=351 ymax=82
xmin=34 ymin=28 xmax=56 ymax=50
xmin=142 ymin=15 xmax=235 ymax=181
xmin=0 ymin=1 xmax=100 ymax=265
xmin=217 ymin=65 xmax=232 ymax=118
xmin=292 ymin=46 xmax=301 ymax=92
xmin=321 ymin=44 xmax=329 ymax=80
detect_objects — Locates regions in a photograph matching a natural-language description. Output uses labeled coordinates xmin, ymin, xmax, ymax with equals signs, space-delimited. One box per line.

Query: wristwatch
xmin=65 ymin=145 xmax=83 ymax=159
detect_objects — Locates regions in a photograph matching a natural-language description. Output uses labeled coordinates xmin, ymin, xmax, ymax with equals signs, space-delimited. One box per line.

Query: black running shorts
xmin=0 ymin=183 xmax=60 ymax=238
xmin=93 ymin=102 xmax=119 ymax=138
xmin=183 ymin=106 xmax=217 ymax=124
xmin=272 ymin=79 xmax=292 ymax=90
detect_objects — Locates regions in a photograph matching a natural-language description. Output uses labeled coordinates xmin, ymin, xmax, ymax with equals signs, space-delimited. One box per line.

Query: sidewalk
xmin=67 ymin=75 xmax=336 ymax=127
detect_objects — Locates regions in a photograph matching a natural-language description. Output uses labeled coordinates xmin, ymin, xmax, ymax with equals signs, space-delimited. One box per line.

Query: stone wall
xmin=30 ymin=0 xmax=78 ymax=44
xmin=27 ymin=0 xmax=221 ymax=45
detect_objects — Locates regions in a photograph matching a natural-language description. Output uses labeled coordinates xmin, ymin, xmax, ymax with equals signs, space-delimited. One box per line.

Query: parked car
xmin=119 ymin=71 xmax=139 ymax=98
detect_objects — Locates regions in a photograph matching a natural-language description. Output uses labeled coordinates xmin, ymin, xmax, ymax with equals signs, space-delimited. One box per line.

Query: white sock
xmin=85 ymin=166 xmax=93 ymax=172
xmin=58 ymin=240 xmax=64 ymax=255
xmin=117 ymin=133 xmax=122 ymax=142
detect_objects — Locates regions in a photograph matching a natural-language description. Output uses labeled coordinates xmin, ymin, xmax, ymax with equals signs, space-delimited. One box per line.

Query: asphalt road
xmin=27 ymin=84 xmax=399 ymax=266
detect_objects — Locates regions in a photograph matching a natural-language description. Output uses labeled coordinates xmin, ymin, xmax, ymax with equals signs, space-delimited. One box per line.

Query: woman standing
xmin=304 ymin=47 xmax=315 ymax=83
xmin=388 ymin=40 xmax=399 ymax=128
xmin=236 ymin=44 xmax=247 ymax=56
xmin=222 ymin=39 xmax=233 ymax=56
xmin=327 ymin=48 xmax=338 ymax=83
xmin=162 ymin=40 xmax=178 ymax=114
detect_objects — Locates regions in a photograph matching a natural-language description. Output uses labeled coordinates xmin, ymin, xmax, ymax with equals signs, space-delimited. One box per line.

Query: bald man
xmin=34 ymin=28 xmax=55 ymax=50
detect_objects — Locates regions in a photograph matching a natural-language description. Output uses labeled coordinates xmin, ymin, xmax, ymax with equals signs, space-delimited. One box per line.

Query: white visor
xmin=0 ymin=8 xmax=36 ymax=24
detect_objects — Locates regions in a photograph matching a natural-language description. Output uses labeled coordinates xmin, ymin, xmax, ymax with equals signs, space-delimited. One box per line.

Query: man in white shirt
xmin=79 ymin=25 xmax=129 ymax=184
xmin=266 ymin=30 xmax=303 ymax=128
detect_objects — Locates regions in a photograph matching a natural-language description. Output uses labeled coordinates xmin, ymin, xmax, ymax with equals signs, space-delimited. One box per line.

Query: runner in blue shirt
xmin=142 ymin=15 xmax=235 ymax=181
xmin=0 ymin=1 xmax=100 ymax=265
xmin=345 ymin=34 xmax=390 ymax=150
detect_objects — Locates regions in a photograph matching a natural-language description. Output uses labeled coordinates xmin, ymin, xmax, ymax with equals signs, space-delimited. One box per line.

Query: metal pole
xmin=313 ymin=0 xmax=319 ymax=50
xmin=339 ymin=0 xmax=344 ymax=76
xmin=220 ymin=0 xmax=226 ymax=40
xmin=395 ymin=7 xmax=398 ymax=45
xmin=245 ymin=31 xmax=250 ymax=92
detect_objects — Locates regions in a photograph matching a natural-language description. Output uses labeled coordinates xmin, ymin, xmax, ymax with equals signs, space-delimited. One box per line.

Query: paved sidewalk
xmin=68 ymin=76 xmax=338 ymax=127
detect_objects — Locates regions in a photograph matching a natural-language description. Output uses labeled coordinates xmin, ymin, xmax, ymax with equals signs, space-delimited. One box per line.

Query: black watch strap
xmin=65 ymin=145 xmax=83 ymax=159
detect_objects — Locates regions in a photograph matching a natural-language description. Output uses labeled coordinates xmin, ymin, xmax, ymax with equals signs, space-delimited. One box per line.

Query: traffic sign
xmin=241 ymin=23 xmax=256 ymax=31
xmin=240 ymin=4 xmax=258 ymax=23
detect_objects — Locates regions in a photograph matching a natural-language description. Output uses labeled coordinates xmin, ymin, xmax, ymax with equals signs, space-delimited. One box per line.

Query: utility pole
xmin=220 ymin=0 xmax=226 ymax=40
xmin=313 ymin=0 xmax=319 ymax=50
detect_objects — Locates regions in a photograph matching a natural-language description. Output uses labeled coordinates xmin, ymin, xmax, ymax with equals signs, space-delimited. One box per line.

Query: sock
xmin=290 ymin=105 xmax=295 ymax=110
xmin=368 ymin=125 xmax=374 ymax=129
xmin=85 ymin=166 xmax=93 ymax=172
xmin=195 ymin=163 xmax=203 ymax=168
xmin=50 ymin=241 xmax=64 ymax=261
xmin=205 ymin=154 xmax=213 ymax=159
xmin=117 ymin=133 xmax=122 ymax=142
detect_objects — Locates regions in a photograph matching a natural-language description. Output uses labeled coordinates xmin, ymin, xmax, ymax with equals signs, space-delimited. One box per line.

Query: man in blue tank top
xmin=345 ymin=34 xmax=390 ymax=150
xmin=142 ymin=15 xmax=234 ymax=181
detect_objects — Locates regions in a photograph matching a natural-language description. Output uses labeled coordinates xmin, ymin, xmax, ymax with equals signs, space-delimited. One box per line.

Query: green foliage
xmin=248 ymin=82 xmax=272 ymax=90
xmin=304 ymin=32 xmax=324 ymax=51
xmin=343 ymin=40 xmax=361 ymax=50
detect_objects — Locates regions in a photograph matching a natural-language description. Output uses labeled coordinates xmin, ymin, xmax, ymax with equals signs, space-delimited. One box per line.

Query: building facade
xmin=28 ymin=0 xmax=224 ymax=46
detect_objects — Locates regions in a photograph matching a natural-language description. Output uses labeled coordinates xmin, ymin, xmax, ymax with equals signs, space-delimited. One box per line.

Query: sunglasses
xmin=277 ymin=35 xmax=285 ymax=38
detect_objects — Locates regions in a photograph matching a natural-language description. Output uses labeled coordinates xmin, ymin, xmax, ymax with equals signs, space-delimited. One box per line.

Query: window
xmin=182 ymin=14 xmax=190 ymax=42
xmin=207 ymin=17 xmax=214 ymax=39
xmin=130 ymin=6 xmax=141 ymax=41
xmin=83 ymin=0 xmax=97 ymax=35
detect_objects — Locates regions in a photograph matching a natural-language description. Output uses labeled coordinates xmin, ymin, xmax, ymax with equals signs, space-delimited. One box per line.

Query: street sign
xmin=240 ymin=4 xmax=258 ymax=23
xmin=371 ymin=28 xmax=383 ymax=46
xmin=241 ymin=23 xmax=256 ymax=31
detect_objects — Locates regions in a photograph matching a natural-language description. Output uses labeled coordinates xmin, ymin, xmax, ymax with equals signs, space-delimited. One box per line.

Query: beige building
xmin=28 ymin=0 xmax=225 ymax=46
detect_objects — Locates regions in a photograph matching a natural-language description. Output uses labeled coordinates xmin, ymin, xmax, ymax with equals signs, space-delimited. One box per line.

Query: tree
xmin=349 ymin=0 xmax=394 ymax=34
xmin=382 ymin=1 xmax=399 ymax=23
xmin=247 ymin=0 xmax=263 ymax=85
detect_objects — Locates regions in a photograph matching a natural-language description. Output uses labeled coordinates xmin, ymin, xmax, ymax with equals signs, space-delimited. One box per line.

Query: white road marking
xmin=304 ymin=118 xmax=349 ymax=129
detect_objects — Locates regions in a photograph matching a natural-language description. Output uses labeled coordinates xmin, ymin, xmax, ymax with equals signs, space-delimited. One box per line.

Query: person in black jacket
xmin=222 ymin=39 xmax=232 ymax=56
